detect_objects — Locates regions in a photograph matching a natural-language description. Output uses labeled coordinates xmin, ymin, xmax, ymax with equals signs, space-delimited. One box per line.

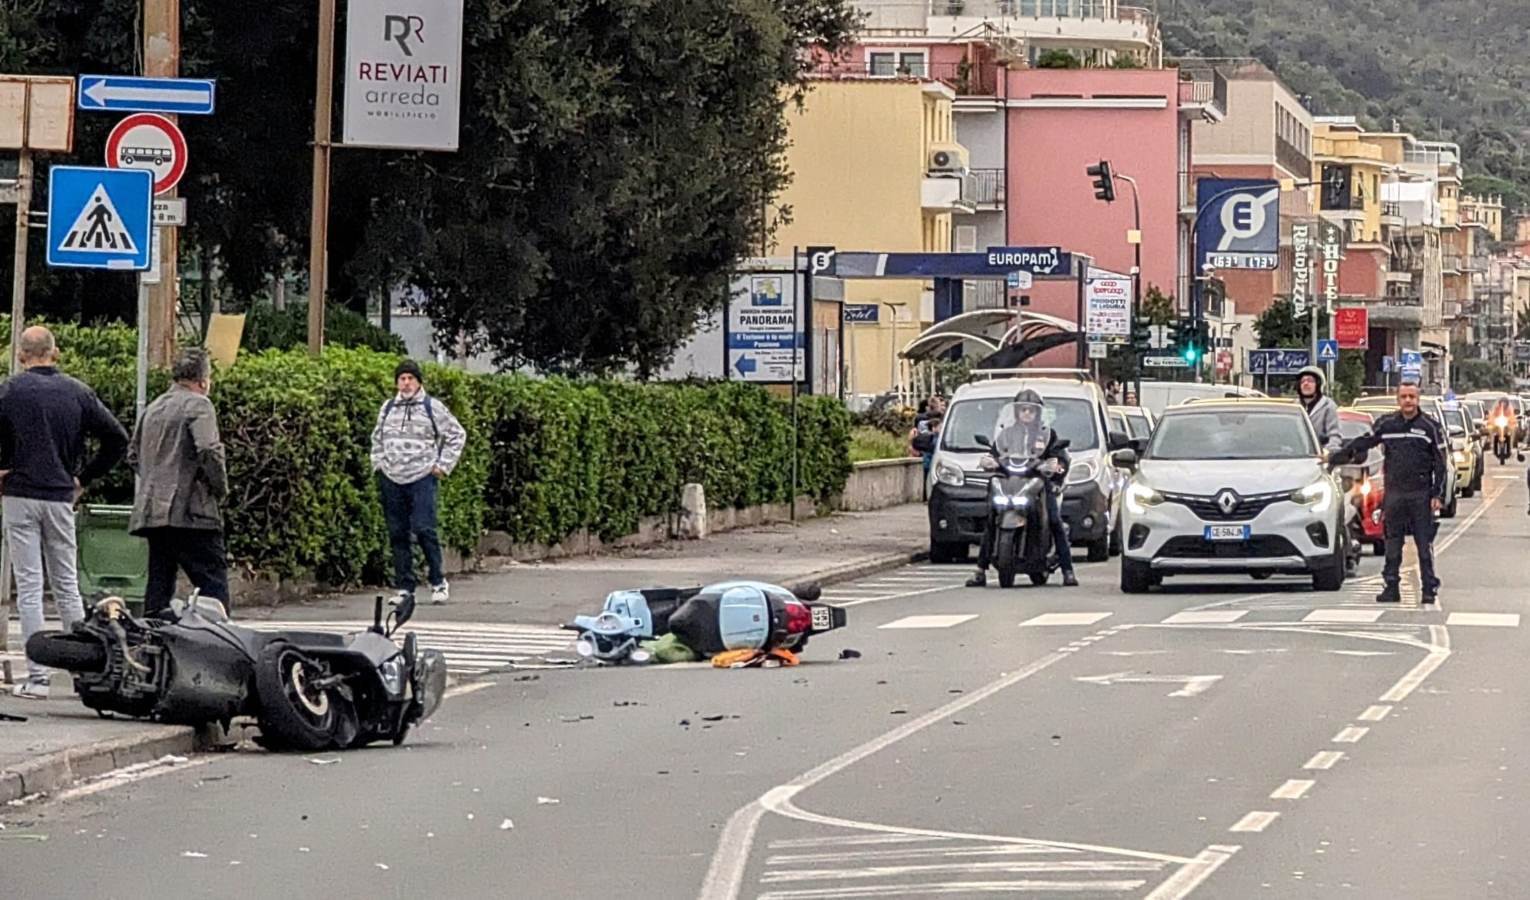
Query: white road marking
xmin=878 ymin=615 xmax=978 ymax=630
xmin=1359 ymin=705 xmax=1392 ymax=722
xmin=1379 ymin=635 xmax=1451 ymax=703
xmin=1101 ymin=650 xmax=1169 ymax=656
xmin=1436 ymin=482 xmax=1503 ymax=554
xmin=756 ymin=881 xmax=1149 ymax=898
xmin=1019 ymin=612 xmax=1113 ymax=627
xmin=1330 ymin=650 xmax=1395 ymax=656
xmin=1160 ymin=610 xmax=1247 ymax=625
xmin=1228 ymin=811 xmax=1279 ymax=833
xmin=1142 ymin=845 xmax=1241 ymax=900
xmin=1302 ymin=609 xmax=1384 ymax=623
xmin=759 ymin=859 xmax=1167 ymax=883
xmin=1446 ymin=612 xmax=1520 ymax=627
xmin=1304 ymin=751 xmax=1345 ymax=770
xmin=837 ymin=585 xmax=966 ymax=608
xmin=1074 ymin=671 xmax=1222 ymax=697
xmin=765 ymin=844 xmax=1078 ymax=864
xmin=1270 ymin=779 xmax=1314 ymax=800
xmin=445 ymin=681 xmax=493 ymax=698
xmin=1333 ymin=727 xmax=1369 ymax=743
xmin=1491 ymin=474 xmax=1521 ymax=479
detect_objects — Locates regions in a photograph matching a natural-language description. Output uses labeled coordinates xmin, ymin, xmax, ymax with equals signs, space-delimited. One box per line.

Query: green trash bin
xmin=76 ymin=504 xmax=148 ymax=618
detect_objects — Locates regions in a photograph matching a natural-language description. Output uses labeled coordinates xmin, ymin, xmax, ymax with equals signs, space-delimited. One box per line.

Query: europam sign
xmin=343 ymin=0 xmax=466 ymax=151
xmin=1195 ymin=178 xmax=1281 ymax=272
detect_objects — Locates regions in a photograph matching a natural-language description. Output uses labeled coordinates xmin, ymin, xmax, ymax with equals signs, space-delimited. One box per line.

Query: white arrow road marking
xmin=1073 ymin=671 xmax=1223 ymax=697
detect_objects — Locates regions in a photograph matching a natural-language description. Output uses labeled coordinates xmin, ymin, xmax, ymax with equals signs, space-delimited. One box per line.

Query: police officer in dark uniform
xmin=1331 ymin=382 xmax=1448 ymax=604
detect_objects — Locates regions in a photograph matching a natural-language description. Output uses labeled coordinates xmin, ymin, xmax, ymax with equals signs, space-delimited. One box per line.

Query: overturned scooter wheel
xmin=255 ymin=640 xmax=347 ymax=752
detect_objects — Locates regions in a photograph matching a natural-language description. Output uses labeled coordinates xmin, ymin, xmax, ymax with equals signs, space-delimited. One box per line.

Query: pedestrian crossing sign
xmin=46 ymin=166 xmax=153 ymax=270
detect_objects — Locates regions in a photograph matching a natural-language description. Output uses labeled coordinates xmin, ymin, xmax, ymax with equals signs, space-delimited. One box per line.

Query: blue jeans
xmin=1046 ymin=489 xmax=1074 ymax=573
xmin=378 ymin=473 xmax=443 ymax=594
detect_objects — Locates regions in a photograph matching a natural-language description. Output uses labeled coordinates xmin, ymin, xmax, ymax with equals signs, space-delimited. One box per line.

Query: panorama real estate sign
xmin=342 ymin=0 xmax=466 ymax=151
xmin=727 ymin=274 xmax=804 ymax=382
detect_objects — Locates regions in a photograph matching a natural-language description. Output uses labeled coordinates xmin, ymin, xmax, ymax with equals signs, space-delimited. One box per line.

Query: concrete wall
xmin=832 ymin=458 xmax=927 ymax=511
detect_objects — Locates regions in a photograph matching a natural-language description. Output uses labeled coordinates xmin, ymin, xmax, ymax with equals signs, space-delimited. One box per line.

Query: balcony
xmin=1380 ymin=201 xmax=1403 ymax=226
xmin=1442 ymin=254 xmax=1463 ymax=274
xmin=929 ymin=61 xmax=1003 ymax=98
xmin=1276 ymin=136 xmax=1310 ymax=182
xmin=1364 ymin=292 xmax=1425 ymax=328
xmin=924 ymin=1 xmax=1161 ymax=57
xmin=967 ymin=168 xmax=1006 ymax=209
xmin=1175 ymin=67 xmax=1228 ymax=122
xmin=923 ymin=174 xmax=978 ymax=213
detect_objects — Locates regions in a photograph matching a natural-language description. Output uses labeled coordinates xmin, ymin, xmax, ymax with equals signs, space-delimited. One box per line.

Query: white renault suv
xmin=1113 ymin=399 xmax=1347 ymax=593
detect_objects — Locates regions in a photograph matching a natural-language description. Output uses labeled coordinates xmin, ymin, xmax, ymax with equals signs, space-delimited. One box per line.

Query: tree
xmin=0 ymin=0 xmax=861 ymax=376
xmin=1451 ymin=358 xmax=1515 ymax=393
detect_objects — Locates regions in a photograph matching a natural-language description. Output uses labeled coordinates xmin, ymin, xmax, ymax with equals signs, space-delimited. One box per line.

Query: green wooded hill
xmin=1161 ymin=0 xmax=1530 ymax=217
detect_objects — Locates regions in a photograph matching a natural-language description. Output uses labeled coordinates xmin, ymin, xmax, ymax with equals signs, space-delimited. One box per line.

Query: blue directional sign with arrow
xmin=77 ymin=75 xmax=216 ymax=115
xmin=728 ymin=273 xmax=802 ymax=382
xmin=46 ymin=166 xmax=153 ymax=271
xmin=1316 ymin=339 xmax=1339 ymax=364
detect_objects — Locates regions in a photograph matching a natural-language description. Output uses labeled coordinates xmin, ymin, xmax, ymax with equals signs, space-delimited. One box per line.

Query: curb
xmin=0 ymin=723 xmax=198 ymax=806
xmin=792 ymin=547 xmax=930 ymax=591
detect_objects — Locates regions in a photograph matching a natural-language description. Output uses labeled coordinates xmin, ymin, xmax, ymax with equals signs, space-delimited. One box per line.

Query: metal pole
xmin=136 ymin=275 xmax=150 ymax=421
xmin=790 ymin=248 xmax=800 ymax=523
xmin=306 ymin=0 xmax=338 ymax=357
xmin=1 ymin=148 xmax=31 ymax=683
xmin=144 ymin=0 xmax=180 ymax=369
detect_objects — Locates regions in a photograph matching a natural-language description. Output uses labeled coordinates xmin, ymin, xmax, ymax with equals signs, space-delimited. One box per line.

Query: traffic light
xmin=1087 ymin=160 xmax=1116 ymax=203
xmin=1130 ymin=315 xmax=1152 ymax=352
xmin=1179 ymin=318 xmax=1208 ymax=364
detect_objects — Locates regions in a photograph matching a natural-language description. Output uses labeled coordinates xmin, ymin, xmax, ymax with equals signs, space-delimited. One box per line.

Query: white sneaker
xmin=430 ymin=582 xmax=449 ymax=605
xmin=11 ymin=675 xmax=49 ymax=700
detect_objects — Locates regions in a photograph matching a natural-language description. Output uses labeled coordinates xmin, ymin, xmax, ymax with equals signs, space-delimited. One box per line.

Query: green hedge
xmin=1 ymin=321 xmax=852 ymax=586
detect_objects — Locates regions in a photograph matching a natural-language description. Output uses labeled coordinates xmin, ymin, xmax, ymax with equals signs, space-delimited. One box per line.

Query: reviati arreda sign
xmin=342 ymin=0 xmax=466 ymax=151
xmin=1335 ymin=307 xmax=1368 ymax=349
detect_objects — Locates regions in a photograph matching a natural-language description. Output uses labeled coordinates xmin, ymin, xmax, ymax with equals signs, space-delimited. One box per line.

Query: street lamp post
xmin=1111 ymin=173 xmax=1144 ymax=400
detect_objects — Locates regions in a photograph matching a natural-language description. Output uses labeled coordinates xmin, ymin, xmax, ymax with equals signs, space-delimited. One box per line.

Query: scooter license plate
xmin=1205 ymin=525 xmax=1250 ymax=541
xmin=812 ymin=606 xmax=833 ymax=630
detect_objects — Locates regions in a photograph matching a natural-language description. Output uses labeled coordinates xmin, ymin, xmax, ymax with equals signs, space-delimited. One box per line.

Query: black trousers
xmin=975 ymin=491 xmax=1073 ymax=573
xmin=142 ymin=527 xmax=231 ymax=616
xmin=1382 ymin=492 xmax=1439 ymax=595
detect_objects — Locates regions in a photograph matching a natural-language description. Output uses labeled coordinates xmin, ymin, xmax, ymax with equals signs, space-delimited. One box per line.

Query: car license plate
xmin=1205 ymin=525 xmax=1250 ymax=541
xmin=811 ymin=606 xmax=833 ymax=630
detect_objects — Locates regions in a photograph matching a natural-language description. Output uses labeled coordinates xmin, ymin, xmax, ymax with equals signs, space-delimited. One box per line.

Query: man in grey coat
xmin=129 ymin=348 xmax=230 ymax=618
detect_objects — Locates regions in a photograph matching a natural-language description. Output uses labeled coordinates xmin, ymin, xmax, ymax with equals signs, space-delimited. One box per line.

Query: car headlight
xmin=935 ymin=460 xmax=964 ymax=487
xmin=1292 ymin=478 xmax=1334 ymax=514
xmin=1359 ymin=479 xmax=1372 ymax=496
xmin=1125 ymin=482 xmax=1163 ymax=514
xmin=1065 ymin=459 xmax=1099 ymax=485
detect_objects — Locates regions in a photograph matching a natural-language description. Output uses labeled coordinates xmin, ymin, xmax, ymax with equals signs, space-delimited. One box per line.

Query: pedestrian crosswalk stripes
xmin=754 ymin=833 xmax=1172 ymax=898
xmin=6 ymin=619 xmax=577 ymax=676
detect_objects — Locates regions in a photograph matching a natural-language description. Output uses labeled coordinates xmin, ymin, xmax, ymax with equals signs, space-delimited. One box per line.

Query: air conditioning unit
xmin=928 ymin=143 xmax=969 ymax=174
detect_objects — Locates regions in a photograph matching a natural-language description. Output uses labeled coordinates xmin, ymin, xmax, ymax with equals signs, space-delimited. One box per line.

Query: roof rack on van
xmin=967 ymin=368 xmax=1092 ymax=383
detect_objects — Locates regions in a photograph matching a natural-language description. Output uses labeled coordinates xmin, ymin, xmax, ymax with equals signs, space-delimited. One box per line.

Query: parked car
xmin=928 ymin=371 xmax=1129 ymax=565
xmin=1446 ymin=404 xmax=1483 ymax=496
xmin=1109 ymin=405 xmax=1157 ymax=441
xmin=1113 ymin=399 xmax=1348 ymax=593
xmin=1133 ymin=380 xmax=1266 ymax=418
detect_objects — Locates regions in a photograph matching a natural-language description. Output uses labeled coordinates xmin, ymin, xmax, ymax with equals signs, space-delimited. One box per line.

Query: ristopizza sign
xmin=1290 ymin=220 xmax=1312 ymax=317
xmin=343 ymin=0 xmax=465 ymax=151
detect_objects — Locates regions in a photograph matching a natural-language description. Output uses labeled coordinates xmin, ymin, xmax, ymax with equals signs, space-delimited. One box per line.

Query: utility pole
xmin=307 ymin=0 xmax=338 ymax=357
xmin=144 ymin=0 xmax=179 ymax=367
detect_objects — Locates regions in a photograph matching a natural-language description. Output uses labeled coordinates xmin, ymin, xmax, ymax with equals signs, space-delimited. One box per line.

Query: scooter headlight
xmin=1292 ymin=478 xmax=1334 ymax=514
xmin=1126 ymin=482 xmax=1163 ymax=514
xmin=1497 ymin=415 xmax=1508 ymax=428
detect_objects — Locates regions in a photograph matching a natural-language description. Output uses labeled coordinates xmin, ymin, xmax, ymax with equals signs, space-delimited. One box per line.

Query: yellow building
xmin=770 ymin=76 xmax=967 ymax=398
xmin=1311 ymin=121 xmax=1386 ymax=247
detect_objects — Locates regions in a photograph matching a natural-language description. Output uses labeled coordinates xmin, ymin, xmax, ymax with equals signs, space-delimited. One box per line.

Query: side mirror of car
xmin=1448 ymin=424 xmax=1465 ymax=438
xmin=1129 ymin=437 xmax=1150 ymax=457
xmin=1111 ymin=449 xmax=1138 ymax=470
xmin=974 ymin=433 xmax=993 ymax=449
xmin=1108 ymin=430 xmax=1131 ymax=451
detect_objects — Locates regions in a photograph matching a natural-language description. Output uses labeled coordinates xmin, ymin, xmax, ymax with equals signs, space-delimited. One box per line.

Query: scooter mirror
xmin=389 ymin=592 xmax=417 ymax=633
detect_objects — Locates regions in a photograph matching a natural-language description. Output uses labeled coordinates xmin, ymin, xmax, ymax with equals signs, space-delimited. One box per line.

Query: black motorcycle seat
xmin=275 ymin=630 xmax=349 ymax=649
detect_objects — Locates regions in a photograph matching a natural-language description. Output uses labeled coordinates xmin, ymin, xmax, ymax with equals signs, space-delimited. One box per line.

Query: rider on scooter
xmin=966 ymin=389 xmax=1078 ymax=588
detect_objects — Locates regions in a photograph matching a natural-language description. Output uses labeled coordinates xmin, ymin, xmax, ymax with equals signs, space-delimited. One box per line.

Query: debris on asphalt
xmin=181 ymin=851 xmax=207 ymax=859
xmin=0 ymin=833 xmax=47 ymax=842
xmin=500 ymin=819 xmax=515 ymax=830
xmin=537 ymin=797 xmax=560 ymax=805
xmin=613 ymin=700 xmax=644 ymax=707
xmin=679 ymin=718 xmax=691 ymax=727
xmin=838 ymin=648 xmax=862 ymax=660
xmin=376 ymin=863 xmax=390 ymax=870
xmin=514 ymin=674 xmax=540 ymax=682
xmin=304 ymin=757 xmax=341 ymax=766
xmin=0 ymin=712 xmax=27 ymax=722
xmin=891 ymin=709 xmax=908 ymax=715
xmin=953 ymin=720 xmax=967 ymax=726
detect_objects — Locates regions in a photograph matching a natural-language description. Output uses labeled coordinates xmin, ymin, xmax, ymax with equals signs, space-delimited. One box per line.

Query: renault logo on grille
xmin=1215 ymin=490 xmax=1239 ymax=514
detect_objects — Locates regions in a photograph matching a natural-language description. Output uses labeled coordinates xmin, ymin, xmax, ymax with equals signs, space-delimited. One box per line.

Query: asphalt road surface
xmin=4 ymin=473 xmax=1529 ymax=899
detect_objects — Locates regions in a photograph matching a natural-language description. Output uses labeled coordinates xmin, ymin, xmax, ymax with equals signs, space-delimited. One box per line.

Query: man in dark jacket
xmin=966 ymin=389 xmax=1078 ymax=588
xmin=1331 ymin=381 xmax=1448 ymax=603
xmin=0 ymin=326 xmax=130 ymax=698
xmin=129 ymin=348 xmax=230 ymax=618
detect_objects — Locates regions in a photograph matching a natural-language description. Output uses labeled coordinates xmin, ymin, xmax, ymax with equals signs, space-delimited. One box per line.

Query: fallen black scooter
xmin=27 ymin=593 xmax=447 ymax=752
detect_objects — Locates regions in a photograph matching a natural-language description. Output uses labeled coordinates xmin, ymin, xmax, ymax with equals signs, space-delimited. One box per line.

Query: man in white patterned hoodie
xmin=371 ymin=359 xmax=468 ymax=605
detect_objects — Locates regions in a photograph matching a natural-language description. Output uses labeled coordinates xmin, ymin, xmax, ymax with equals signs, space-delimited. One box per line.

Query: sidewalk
xmin=238 ymin=503 xmax=930 ymax=626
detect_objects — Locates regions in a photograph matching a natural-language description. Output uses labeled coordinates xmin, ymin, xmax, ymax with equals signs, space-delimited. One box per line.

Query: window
xmin=868 ymin=51 xmax=926 ymax=77
xmin=1148 ymin=411 xmax=1318 ymax=461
